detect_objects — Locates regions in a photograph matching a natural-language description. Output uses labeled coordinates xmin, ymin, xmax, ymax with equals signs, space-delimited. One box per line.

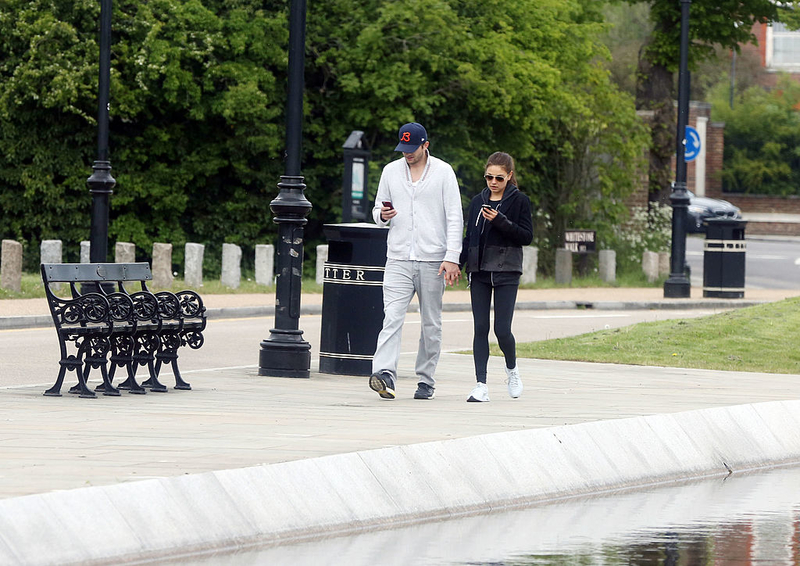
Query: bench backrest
xmin=41 ymin=263 xmax=153 ymax=283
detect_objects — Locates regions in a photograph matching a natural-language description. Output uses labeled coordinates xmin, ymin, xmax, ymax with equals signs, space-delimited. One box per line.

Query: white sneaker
xmin=467 ymin=382 xmax=490 ymax=402
xmin=505 ymin=366 xmax=523 ymax=398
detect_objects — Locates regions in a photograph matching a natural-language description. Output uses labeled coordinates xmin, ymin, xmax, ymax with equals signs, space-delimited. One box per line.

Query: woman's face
xmin=484 ymin=165 xmax=511 ymax=198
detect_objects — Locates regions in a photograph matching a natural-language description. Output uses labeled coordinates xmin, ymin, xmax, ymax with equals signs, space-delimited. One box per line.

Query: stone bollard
xmin=221 ymin=243 xmax=242 ymax=289
xmin=80 ymin=241 xmax=91 ymax=263
xmin=1 ymin=240 xmax=23 ymax=292
xmin=40 ymin=240 xmax=63 ymax=291
xmin=521 ymin=246 xmax=538 ymax=284
xmin=115 ymin=242 xmax=135 ymax=263
xmin=185 ymin=243 xmax=204 ymax=287
xmin=255 ymin=244 xmax=275 ymax=286
xmin=555 ymin=248 xmax=572 ymax=285
xmin=642 ymin=251 xmax=659 ymax=283
xmin=40 ymin=240 xmax=63 ymax=265
xmin=658 ymin=251 xmax=670 ymax=277
xmin=316 ymin=244 xmax=329 ymax=286
xmin=599 ymin=249 xmax=616 ymax=284
xmin=151 ymin=243 xmax=174 ymax=289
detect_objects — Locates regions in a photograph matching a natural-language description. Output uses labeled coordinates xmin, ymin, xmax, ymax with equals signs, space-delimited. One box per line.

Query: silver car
xmin=686 ymin=191 xmax=742 ymax=233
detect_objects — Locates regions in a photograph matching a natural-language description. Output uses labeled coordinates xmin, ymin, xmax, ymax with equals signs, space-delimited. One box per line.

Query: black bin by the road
xmin=702 ymin=218 xmax=747 ymax=298
xmin=319 ymin=223 xmax=388 ymax=375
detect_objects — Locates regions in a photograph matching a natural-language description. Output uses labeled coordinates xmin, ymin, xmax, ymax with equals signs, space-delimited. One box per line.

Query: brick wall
xmin=714 ymin=194 xmax=800 ymax=214
xmin=705 ymin=122 xmax=725 ymax=195
xmin=744 ymin=22 xmax=800 ymax=90
xmin=628 ymin=111 xmax=651 ymax=210
xmin=746 ymin=222 xmax=800 ymax=236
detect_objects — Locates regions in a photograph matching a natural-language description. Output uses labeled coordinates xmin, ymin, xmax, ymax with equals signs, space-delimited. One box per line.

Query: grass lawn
xmin=493 ymin=297 xmax=800 ymax=375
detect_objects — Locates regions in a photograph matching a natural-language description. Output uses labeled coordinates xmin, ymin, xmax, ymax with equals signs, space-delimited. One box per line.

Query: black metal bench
xmin=41 ymin=263 xmax=207 ymax=398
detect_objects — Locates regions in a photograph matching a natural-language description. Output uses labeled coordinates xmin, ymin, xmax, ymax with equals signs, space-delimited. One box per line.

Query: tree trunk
xmin=636 ymin=41 xmax=675 ymax=206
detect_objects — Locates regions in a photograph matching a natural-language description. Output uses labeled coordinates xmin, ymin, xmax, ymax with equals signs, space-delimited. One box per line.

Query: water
xmin=168 ymin=466 xmax=800 ymax=565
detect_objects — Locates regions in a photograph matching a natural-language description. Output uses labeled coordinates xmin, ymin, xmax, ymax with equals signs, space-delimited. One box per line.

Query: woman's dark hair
xmin=485 ymin=152 xmax=518 ymax=187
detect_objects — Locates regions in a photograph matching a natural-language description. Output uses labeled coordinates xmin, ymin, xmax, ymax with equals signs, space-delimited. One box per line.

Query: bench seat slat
xmin=42 ymin=263 xmax=153 ymax=283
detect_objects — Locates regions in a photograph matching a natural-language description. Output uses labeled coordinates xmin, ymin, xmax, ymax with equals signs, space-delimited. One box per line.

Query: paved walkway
xmin=2 ymin=287 xmax=800 ymax=563
xmin=4 ymin=352 xmax=800 ymax=501
xmin=1 ymin=285 xmax=798 ymax=500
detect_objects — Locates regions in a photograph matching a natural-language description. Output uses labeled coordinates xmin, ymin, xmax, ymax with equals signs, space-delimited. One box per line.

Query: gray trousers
xmin=371 ymin=259 xmax=445 ymax=386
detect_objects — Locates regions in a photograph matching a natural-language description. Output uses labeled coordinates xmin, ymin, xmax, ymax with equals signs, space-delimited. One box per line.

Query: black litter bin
xmin=702 ymin=218 xmax=747 ymax=298
xmin=319 ymin=223 xmax=388 ymax=375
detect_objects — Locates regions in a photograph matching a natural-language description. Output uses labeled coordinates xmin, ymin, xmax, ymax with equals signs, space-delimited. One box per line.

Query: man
xmin=369 ymin=122 xmax=463 ymax=400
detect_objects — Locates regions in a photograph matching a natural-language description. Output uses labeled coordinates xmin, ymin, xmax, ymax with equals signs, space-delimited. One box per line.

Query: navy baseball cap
xmin=394 ymin=122 xmax=428 ymax=152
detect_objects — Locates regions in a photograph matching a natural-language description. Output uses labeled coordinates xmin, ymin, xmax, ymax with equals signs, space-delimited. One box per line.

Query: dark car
xmin=686 ymin=191 xmax=742 ymax=233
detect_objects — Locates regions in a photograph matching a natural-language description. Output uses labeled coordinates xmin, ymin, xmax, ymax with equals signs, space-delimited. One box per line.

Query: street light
xmin=87 ymin=0 xmax=115 ymax=270
xmin=258 ymin=0 xmax=313 ymax=378
xmin=664 ymin=0 xmax=692 ymax=298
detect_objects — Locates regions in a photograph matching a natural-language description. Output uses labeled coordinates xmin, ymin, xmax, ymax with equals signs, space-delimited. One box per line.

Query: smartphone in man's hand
xmin=383 ymin=201 xmax=394 ymax=209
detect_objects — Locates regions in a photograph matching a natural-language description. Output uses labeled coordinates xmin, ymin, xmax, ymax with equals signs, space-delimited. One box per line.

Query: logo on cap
xmin=395 ymin=122 xmax=428 ymax=152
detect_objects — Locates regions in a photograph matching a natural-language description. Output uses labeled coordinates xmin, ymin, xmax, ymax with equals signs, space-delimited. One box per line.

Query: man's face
xmin=403 ymin=142 xmax=429 ymax=165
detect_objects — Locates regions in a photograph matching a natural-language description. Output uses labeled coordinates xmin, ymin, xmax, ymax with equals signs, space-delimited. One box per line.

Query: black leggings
xmin=470 ymin=271 xmax=519 ymax=383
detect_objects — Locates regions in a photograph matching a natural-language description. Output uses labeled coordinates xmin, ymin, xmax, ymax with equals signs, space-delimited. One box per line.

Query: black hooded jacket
xmin=459 ymin=185 xmax=533 ymax=274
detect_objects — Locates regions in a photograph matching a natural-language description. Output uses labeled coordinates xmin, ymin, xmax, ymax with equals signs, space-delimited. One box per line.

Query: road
xmin=686 ymin=235 xmax=800 ymax=289
xmin=2 ymin=308 xmax=728 ymax=390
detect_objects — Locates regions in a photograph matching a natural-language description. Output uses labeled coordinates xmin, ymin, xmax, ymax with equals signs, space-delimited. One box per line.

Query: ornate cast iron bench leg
xmin=106 ymin=335 xmax=146 ymax=395
xmin=81 ymin=337 xmax=119 ymax=397
xmin=116 ymin=364 xmax=147 ymax=394
xmin=44 ymin=355 xmax=81 ymax=397
xmin=131 ymin=332 xmax=167 ymax=392
xmin=141 ymin=361 xmax=168 ymax=393
xmin=154 ymin=332 xmax=191 ymax=390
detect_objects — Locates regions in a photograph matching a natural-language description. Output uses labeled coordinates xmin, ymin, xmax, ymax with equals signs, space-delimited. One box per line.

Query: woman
xmin=460 ymin=152 xmax=533 ymax=402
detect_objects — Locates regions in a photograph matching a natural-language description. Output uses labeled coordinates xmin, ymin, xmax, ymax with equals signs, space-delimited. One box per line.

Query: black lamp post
xmin=87 ymin=0 xmax=115 ymax=268
xmin=259 ymin=0 xmax=312 ymax=378
xmin=664 ymin=0 xmax=692 ymax=299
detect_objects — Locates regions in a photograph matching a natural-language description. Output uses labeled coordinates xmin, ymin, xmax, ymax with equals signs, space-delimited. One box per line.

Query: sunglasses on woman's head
xmin=484 ymin=174 xmax=507 ymax=182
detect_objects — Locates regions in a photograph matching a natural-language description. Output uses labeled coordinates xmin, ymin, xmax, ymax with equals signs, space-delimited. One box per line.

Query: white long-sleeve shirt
xmin=372 ymin=154 xmax=463 ymax=264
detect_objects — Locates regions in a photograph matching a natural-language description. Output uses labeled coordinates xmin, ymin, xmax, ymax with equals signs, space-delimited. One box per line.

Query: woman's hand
xmin=481 ymin=206 xmax=498 ymax=222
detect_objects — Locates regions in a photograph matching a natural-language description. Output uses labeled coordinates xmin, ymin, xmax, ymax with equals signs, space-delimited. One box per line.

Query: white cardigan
xmin=372 ymin=154 xmax=463 ymax=264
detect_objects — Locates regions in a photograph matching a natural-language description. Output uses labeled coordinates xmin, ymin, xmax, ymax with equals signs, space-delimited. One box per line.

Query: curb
xmin=0 ymin=299 xmax=767 ymax=330
xmin=1 ymin=400 xmax=797 ymax=564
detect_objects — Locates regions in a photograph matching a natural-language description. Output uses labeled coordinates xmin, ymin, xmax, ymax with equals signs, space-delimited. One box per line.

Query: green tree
xmin=0 ymin=0 xmax=288 ymax=271
xmin=620 ymin=0 xmax=799 ymax=203
xmin=303 ymin=0 xmax=647 ymax=268
xmin=0 ymin=0 xmax=647 ymax=275
xmin=0 ymin=0 xmax=98 ymax=259
xmin=710 ymin=75 xmax=800 ymax=195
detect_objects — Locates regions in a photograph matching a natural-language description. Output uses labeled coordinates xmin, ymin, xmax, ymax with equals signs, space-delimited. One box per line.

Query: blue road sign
xmin=684 ymin=125 xmax=700 ymax=162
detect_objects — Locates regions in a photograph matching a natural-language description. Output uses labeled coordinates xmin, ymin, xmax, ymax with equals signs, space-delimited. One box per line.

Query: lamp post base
xmin=663 ymin=276 xmax=691 ymax=298
xmin=259 ymin=329 xmax=311 ymax=378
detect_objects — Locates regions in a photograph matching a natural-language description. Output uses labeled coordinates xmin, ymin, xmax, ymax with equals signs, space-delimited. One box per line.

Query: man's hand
xmin=439 ymin=261 xmax=461 ymax=286
xmin=380 ymin=206 xmax=397 ymax=222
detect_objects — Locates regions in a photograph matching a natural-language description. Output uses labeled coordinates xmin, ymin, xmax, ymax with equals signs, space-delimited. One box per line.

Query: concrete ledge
xmin=0 ymin=315 xmax=53 ymax=329
xmin=0 ymin=400 xmax=799 ymax=564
